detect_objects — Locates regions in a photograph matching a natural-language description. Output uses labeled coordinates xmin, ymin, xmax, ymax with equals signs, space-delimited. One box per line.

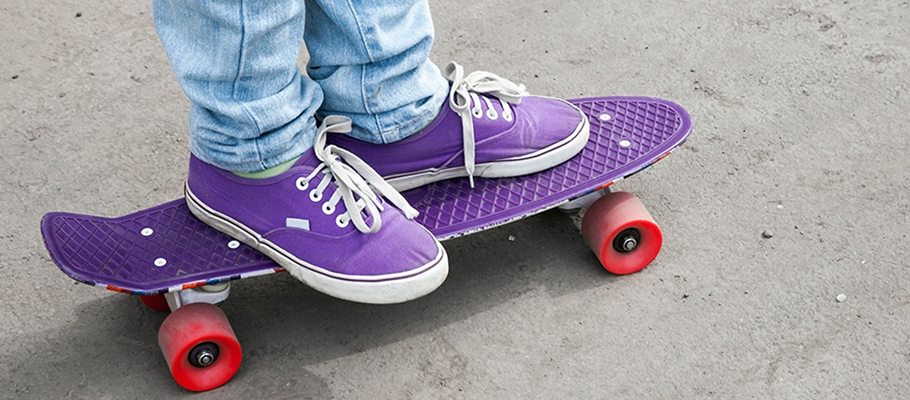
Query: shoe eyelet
xmin=336 ymin=214 xmax=350 ymax=228
xmin=322 ymin=203 xmax=335 ymax=215
xmin=296 ymin=177 xmax=309 ymax=191
xmin=502 ymin=110 xmax=513 ymax=122
xmin=487 ymin=109 xmax=499 ymax=120
xmin=310 ymin=189 xmax=322 ymax=202
xmin=472 ymin=106 xmax=483 ymax=118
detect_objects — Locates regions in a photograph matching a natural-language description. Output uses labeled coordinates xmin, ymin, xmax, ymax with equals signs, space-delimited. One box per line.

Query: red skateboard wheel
xmin=158 ymin=303 xmax=242 ymax=391
xmin=139 ymin=294 xmax=170 ymax=312
xmin=581 ymin=192 xmax=662 ymax=275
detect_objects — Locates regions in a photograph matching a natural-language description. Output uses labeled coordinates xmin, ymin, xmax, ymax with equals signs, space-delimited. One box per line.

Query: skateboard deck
xmin=41 ymin=96 xmax=691 ymax=296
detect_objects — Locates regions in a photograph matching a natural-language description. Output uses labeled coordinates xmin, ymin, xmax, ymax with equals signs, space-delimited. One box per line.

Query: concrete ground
xmin=3 ymin=0 xmax=909 ymax=398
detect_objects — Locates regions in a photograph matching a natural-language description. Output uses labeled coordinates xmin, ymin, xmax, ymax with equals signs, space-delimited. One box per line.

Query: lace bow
xmin=444 ymin=62 xmax=529 ymax=187
xmin=300 ymin=116 xmax=419 ymax=234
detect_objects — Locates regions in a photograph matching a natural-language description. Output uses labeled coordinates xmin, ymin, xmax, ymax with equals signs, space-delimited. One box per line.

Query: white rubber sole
xmin=185 ymin=185 xmax=449 ymax=304
xmin=385 ymin=103 xmax=591 ymax=192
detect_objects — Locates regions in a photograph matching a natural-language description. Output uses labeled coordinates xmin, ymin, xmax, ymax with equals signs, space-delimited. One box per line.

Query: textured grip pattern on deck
xmin=44 ymin=200 xmax=276 ymax=293
xmin=406 ymin=97 xmax=689 ymax=239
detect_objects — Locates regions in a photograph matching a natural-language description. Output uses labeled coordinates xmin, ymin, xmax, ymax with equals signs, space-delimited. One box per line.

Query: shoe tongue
xmin=290 ymin=147 xmax=322 ymax=169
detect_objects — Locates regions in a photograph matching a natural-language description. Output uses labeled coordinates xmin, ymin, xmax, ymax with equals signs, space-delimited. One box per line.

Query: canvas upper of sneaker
xmin=327 ymin=62 xmax=590 ymax=191
xmin=185 ymin=116 xmax=448 ymax=303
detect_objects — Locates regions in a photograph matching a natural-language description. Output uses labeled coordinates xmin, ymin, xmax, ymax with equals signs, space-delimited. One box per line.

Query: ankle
xmin=232 ymin=156 xmax=301 ymax=179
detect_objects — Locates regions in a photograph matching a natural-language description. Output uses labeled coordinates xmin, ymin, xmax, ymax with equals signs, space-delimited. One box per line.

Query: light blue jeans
xmin=153 ymin=0 xmax=449 ymax=173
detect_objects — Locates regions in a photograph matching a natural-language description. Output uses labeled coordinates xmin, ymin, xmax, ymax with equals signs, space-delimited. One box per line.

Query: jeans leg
xmin=304 ymin=0 xmax=449 ymax=144
xmin=154 ymin=0 xmax=323 ymax=172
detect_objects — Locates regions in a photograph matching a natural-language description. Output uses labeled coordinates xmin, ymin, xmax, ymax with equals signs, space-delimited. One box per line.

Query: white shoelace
xmin=444 ymin=62 xmax=529 ymax=187
xmin=300 ymin=116 xmax=419 ymax=234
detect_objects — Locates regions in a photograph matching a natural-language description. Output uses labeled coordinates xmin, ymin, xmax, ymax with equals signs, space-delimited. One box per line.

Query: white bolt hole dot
xmin=619 ymin=139 xmax=632 ymax=148
xmin=228 ymin=240 xmax=240 ymax=249
xmin=599 ymin=114 xmax=612 ymax=121
xmin=141 ymin=228 xmax=154 ymax=237
xmin=154 ymin=258 xmax=167 ymax=267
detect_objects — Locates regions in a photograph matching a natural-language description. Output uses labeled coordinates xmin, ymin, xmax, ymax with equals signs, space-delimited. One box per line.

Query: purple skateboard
xmin=40 ymin=96 xmax=691 ymax=391
xmin=41 ymin=96 xmax=690 ymax=296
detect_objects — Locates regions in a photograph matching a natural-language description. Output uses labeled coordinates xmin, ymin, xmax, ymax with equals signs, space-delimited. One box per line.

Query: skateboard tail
xmin=40 ymin=199 xmax=284 ymax=296
xmin=40 ymin=212 xmax=100 ymax=288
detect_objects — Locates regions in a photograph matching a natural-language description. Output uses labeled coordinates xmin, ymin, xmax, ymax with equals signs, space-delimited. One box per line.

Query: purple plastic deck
xmin=405 ymin=96 xmax=691 ymax=239
xmin=40 ymin=96 xmax=691 ymax=295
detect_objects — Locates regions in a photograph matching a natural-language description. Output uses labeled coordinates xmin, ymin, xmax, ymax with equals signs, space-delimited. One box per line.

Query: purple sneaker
xmin=327 ymin=62 xmax=590 ymax=192
xmin=185 ymin=116 xmax=448 ymax=304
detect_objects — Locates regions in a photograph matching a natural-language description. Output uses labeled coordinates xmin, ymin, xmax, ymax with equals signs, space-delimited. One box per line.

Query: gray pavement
xmin=3 ymin=0 xmax=910 ymax=398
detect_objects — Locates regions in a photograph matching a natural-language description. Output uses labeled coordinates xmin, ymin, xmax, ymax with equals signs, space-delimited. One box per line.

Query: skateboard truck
xmin=165 ymin=282 xmax=231 ymax=311
xmin=558 ymin=186 xmax=614 ymax=212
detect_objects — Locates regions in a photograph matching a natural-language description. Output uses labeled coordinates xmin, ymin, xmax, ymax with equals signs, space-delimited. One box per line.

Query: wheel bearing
xmin=188 ymin=342 xmax=220 ymax=368
xmin=612 ymin=228 xmax=641 ymax=253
